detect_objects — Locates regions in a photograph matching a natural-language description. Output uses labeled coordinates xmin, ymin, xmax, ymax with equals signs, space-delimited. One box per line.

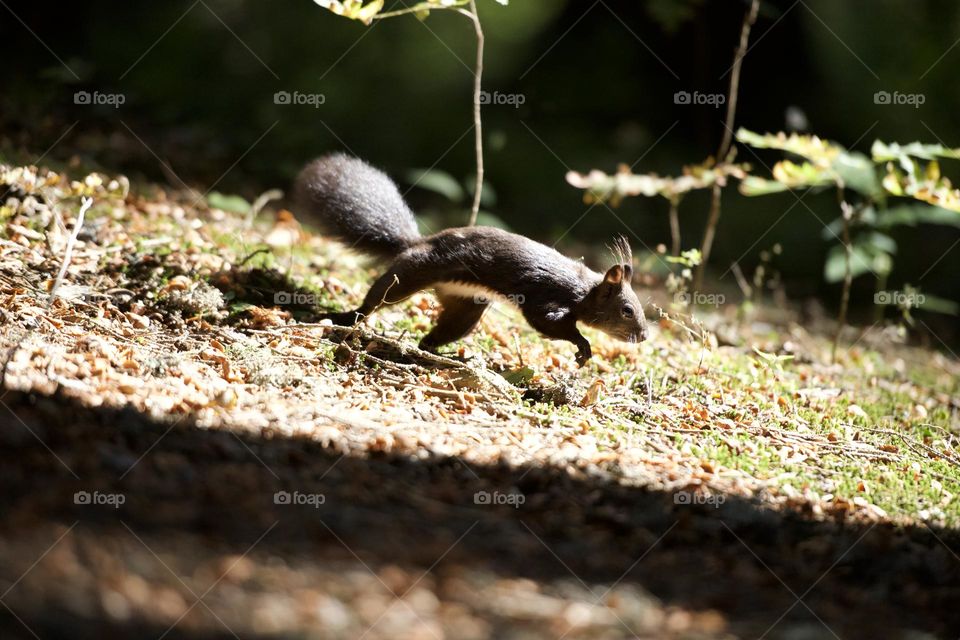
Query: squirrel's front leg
xmin=522 ymin=305 xmax=592 ymax=367
xmin=572 ymin=336 xmax=592 ymax=367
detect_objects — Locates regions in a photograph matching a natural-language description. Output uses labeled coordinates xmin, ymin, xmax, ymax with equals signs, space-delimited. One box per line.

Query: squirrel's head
xmin=578 ymin=237 xmax=648 ymax=344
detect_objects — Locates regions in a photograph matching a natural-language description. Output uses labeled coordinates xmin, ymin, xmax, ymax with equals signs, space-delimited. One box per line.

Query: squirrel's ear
xmin=622 ymin=264 xmax=633 ymax=283
xmin=604 ymin=265 xmax=623 ymax=285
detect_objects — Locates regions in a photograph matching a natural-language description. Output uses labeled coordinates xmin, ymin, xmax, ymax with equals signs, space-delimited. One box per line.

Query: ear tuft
xmin=607 ymin=236 xmax=634 ymax=283
xmin=610 ymin=235 xmax=633 ymax=267
xmin=604 ymin=264 xmax=623 ymax=285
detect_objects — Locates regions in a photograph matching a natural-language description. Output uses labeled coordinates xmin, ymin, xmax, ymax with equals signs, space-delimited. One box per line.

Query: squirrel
xmin=293 ymin=153 xmax=647 ymax=366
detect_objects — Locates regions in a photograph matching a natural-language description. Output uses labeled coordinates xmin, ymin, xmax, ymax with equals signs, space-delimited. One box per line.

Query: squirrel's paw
xmin=321 ymin=310 xmax=360 ymax=326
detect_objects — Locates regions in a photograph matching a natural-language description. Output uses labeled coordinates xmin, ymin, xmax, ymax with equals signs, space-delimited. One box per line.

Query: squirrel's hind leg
xmin=325 ymin=261 xmax=436 ymax=326
xmin=419 ymin=295 xmax=488 ymax=351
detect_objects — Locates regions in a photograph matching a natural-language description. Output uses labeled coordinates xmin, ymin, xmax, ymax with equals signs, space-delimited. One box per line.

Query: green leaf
xmin=737 ymin=129 xmax=881 ymax=197
xmin=665 ymin=248 xmax=702 ymax=268
xmin=406 ymin=168 xmax=465 ymax=203
xmin=823 ymin=232 xmax=896 ymax=282
xmin=833 ymin=151 xmax=882 ymax=199
xmin=752 ymin=347 xmax=794 ymax=369
xmin=871 ymin=140 xmax=960 ymax=162
xmin=207 ymin=192 xmax=251 ymax=214
xmin=771 ymin=159 xmax=834 ymax=188
xmin=736 ymin=129 xmax=842 ymax=166
xmin=824 ymin=244 xmax=876 ymax=283
xmin=917 ymin=294 xmax=960 ymax=315
xmin=861 ymin=230 xmax=897 ymax=255
xmin=739 ymin=175 xmax=790 ymax=196
xmin=875 ymin=204 xmax=960 ymax=228
xmin=871 ymin=250 xmax=893 ymax=275
xmin=502 ymin=366 xmax=535 ymax=385
xmin=881 ymin=160 xmax=960 ymax=211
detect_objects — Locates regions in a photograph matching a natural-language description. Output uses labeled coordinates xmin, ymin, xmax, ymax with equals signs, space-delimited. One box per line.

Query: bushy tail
xmin=293 ymin=153 xmax=421 ymax=261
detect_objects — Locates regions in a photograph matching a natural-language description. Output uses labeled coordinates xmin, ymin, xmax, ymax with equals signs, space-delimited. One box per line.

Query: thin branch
xmin=716 ymin=0 xmax=759 ymax=163
xmin=694 ymin=0 xmax=760 ymax=290
xmin=467 ymin=0 xmax=485 ymax=226
xmin=371 ymin=3 xmax=470 ymax=20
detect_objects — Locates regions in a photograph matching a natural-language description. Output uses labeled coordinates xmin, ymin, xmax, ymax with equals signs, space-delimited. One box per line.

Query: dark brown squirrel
xmin=293 ymin=153 xmax=648 ymax=366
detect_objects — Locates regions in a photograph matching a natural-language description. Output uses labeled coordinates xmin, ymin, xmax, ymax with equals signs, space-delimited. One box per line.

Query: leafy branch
xmin=566 ymin=160 xmax=748 ymax=256
xmin=737 ymin=128 xmax=960 ymax=358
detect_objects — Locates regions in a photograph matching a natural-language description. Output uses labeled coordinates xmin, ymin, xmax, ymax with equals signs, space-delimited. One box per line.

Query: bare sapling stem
xmin=694 ymin=0 xmax=760 ymax=291
xmin=468 ymin=0 xmax=485 ymax=226
xmin=371 ymin=2 xmax=485 ymax=226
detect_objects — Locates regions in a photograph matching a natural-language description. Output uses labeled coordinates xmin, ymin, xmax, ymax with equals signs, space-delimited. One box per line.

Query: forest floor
xmin=1 ymin=163 xmax=959 ymax=639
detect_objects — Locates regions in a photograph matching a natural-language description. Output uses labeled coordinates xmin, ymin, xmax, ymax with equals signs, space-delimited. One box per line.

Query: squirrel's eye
xmin=622 ymin=305 xmax=635 ymax=318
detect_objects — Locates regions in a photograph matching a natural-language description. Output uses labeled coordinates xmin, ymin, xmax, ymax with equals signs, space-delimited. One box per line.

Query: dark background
xmin=2 ymin=0 xmax=959 ymax=332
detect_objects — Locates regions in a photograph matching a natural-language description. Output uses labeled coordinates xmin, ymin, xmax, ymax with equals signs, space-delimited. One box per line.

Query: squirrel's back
xmin=293 ymin=153 xmax=421 ymax=261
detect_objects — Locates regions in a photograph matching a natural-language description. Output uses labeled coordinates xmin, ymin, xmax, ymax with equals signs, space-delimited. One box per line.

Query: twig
xmin=245 ymin=188 xmax=283 ymax=228
xmin=467 ymin=0 xmax=485 ymax=226
xmin=239 ymin=247 xmax=272 ymax=266
xmin=860 ymin=427 xmax=960 ymax=469
xmin=257 ymin=323 xmax=517 ymax=401
xmin=2 ymin=197 xmax=92 ymax=389
xmin=512 ymin=332 xmax=525 ymax=368
xmin=49 ymin=197 xmax=93 ymax=306
xmin=695 ymin=0 xmax=760 ymax=291
xmin=730 ymin=261 xmax=753 ymax=299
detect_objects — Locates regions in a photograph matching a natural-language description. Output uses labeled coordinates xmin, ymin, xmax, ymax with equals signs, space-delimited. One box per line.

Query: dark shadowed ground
xmin=1 ymin=390 xmax=958 ymax=640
